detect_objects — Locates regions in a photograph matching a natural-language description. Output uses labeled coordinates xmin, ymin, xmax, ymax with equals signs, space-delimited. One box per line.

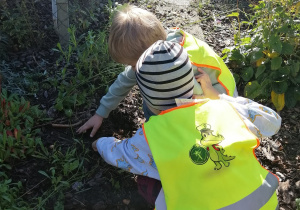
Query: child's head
xmin=108 ymin=5 xmax=167 ymax=66
xmin=136 ymin=40 xmax=194 ymax=111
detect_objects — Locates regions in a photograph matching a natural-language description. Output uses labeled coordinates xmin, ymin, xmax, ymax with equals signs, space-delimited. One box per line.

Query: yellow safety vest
xmin=143 ymin=100 xmax=278 ymax=209
xmin=176 ymin=28 xmax=236 ymax=96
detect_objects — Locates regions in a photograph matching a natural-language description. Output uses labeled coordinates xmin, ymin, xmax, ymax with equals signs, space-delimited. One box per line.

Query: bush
xmin=223 ymin=0 xmax=300 ymax=111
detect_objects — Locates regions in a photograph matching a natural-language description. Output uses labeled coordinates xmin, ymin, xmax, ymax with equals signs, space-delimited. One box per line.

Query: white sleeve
xmin=219 ymin=94 xmax=282 ymax=138
xmin=96 ymin=128 xmax=161 ymax=180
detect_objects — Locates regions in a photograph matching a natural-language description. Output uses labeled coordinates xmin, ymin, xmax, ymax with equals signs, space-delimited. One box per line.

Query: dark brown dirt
xmin=3 ymin=0 xmax=299 ymax=209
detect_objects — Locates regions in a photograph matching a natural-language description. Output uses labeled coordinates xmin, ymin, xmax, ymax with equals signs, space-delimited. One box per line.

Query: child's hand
xmin=195 ymin=67 xmax=220 ymax=100
xmin=77 ymin=114 xmax=103 ymax=137
xmin=92 ymin=140 xmax=98 ymax=151
xmin=192 ymin=94 xmax=205 ymax=99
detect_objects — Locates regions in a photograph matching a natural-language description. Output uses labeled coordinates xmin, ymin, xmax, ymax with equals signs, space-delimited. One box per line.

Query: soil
xmin=2 ymin=0 xmax=299 ymax=209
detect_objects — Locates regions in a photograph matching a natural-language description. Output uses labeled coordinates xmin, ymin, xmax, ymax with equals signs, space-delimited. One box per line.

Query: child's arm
xmin=93 ymin=128 xmax=160 ymax=180
xmin=220 ymin=94 xmax=281 ymax=138
xmin=193 ymin=67 xmax=220 ymax=100
xmin=77 ymin=66 xmax=137 ymax=137
xmin=193 ymin=70 xmax=281 ymax=137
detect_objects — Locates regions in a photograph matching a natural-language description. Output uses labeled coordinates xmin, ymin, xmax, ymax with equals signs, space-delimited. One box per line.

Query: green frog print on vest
xmin=189 ymin=123 xmax=235 ymax=170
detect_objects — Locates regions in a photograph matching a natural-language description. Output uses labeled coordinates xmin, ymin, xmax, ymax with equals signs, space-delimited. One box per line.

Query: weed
xmin=296 ymin=198 xmax=300 ymax=210
xmin=53 ymin=25 xmax=123 ymax=117
xmin=0 ymin=172 xmax=29 ymax=209
xmin=33 ymin=138 xmax=92 ymax=209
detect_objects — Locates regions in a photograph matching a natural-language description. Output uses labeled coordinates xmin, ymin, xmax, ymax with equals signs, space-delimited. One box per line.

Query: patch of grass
xmin=53 ymin=24 xmax=123 ymax=117
xmin=0 ymin=172 xmax=29 ymax=210
xmin=32 ymin=138 xmax=95 ymax=209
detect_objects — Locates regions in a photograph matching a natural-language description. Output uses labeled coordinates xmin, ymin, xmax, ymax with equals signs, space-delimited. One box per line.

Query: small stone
xmin=280 ymin=180 xmax=290 ymax=189
xmin=93 ymin=201 xmax=106 ymax=210
xmin=295 ymin=180 xmax=300 ymax=189
xmin=224 ymin=39 xmax=231 ymax=46
xmin=276 ymin=172 xmax=285 ymax=181
xmin=44 ymin=91 xmax=48 ymax=98
xmin=65 ymin=192 xmax=73 ymax=199
xmin=123 ymin=199 xmax=130 ymax=205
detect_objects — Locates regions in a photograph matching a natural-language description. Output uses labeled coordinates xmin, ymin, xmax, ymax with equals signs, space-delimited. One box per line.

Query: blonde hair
xmin=108 ymin=5 xmax=167 ymax=65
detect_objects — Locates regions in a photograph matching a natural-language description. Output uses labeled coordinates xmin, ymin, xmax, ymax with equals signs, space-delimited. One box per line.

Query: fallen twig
xmin=52 ymin=120 xmax=82 ymax=128
xmin=19 ymin=178 xmax=47 ymax=199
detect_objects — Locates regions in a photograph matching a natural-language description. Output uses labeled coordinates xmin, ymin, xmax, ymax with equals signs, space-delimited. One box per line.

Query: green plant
xmin=296 ymin=198 xmax=300 ymax=210
xmin=0 ymin=30 xmax=10 ymax=59
xmin=0 ymin=76 xmax=45 ymax=162
xmin=0 ymin=60 xmax=49 ymax=96
xmin=33 ymin=139 xmax=91 ymax=209
xmin=223 ymin=0 xmax=300 ymax=111
xmin=0 ymin=0 xmax=43 ymax=50
xmin=53 ymin=25 xmax=123 ymax=117
xmin=0 ymin=172 xmax=28 ymax=209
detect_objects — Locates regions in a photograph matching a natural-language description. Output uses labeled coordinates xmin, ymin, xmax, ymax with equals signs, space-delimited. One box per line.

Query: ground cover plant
xmin=0 ymin=0 xmax=299 ymax=209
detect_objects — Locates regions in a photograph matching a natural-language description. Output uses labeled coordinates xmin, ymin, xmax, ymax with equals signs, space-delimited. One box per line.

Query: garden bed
xmin=0 ymin=0 xmax=299 ymax=209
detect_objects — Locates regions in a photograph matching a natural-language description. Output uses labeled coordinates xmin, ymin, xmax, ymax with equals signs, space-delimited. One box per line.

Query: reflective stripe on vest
xmin=143 ymin=100 xmax=278 ymax=210
xmin=177 ymin=28 xmax=236 ymax=96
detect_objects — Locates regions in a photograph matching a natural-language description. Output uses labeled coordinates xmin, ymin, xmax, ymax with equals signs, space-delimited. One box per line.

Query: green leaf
xmin=222 ymin=48 xmax=230 ymax=54
xmin=255 ymin=65 xmax=266 ymax=78
xmin=229 ymin=49 xmax=244 ymax=61
xmin=285 ymin=87 xmax=297 ymax=108
xmin=55 ymin=101 xmax=64 ymax=111
xmin=278 ymin=24 xmax=289 ymax=33
xmin=227 ymin=12 xmax=239 ymax=17
xmin=290 ymin=61 xmax=300 ymax=77
xmin=2 ymin=130 xmax=7 ymax=146
xmin=69 ymin=160 xmax=79 ymax=171
xmin=281 ymin=42 xmax=294 ymax=55
xmin=241 ymin=67 xmax=254 ymax=82
xmin=241 ymin=37 xmax=251 ymax=45
xmin=270 ymin=34 xmax=282 ymax=53
xmin=294 ymin=87 xmax=300 ymax=101
xmin=257 ymin=73 xmax=268 ymax=84
xmin=233 ymin=73 xmax=240 ymax=84
xmin=241 ymin=21 xmax=250 ymax=25
xmin=2 ymin=195 xmax=11 ymax=202
xmin=250 ymin=49 xmax=263 ymax=62
xmin=38 ymin=170 xmax=50 ymax=179
xmin=272 ymin=81 xmax=288 ymax=94
xmin=57 ymin=43 xmax=63 ymax=52
xmin=295 ymin=73 xmax=300 ymax=83
xmin=244 ymin=81 xmax=262 ymax=99
xmin=271 ymin=57 xmax=282 ymax=70
xmin=64 ymin=109 xmax=73 ymax=118
xmin=278 ymin=66 xmax=290 ymax=77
